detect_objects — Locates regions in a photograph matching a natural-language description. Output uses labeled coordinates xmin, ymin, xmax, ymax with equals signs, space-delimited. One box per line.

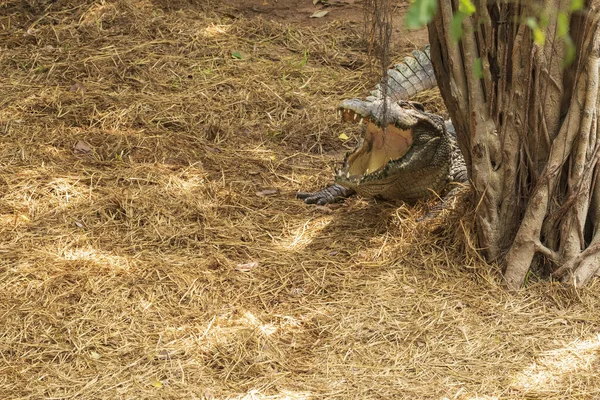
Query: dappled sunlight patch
xmin=46 ymin=177 xmax=88 ymax=206
xmin=78 ymin=2 xmax=118 ymax=28
xmin=239 ymin=311 xmax=278 ymax=337
xmin=274 ymin=216 xmax=334 ymax=251
xmin=511 ymin=334 xmax=600 ymax=395
xmin=202 ymin=23 xmax=233 ymax=38
xmin=162 ymin=173 xmax=206 ymax=195
xmin=229 ymin=389 xmax=312 ymax=400
xmin=59 ymin=245 xmax=133 ymax=271
xmin=0 ymin=213 xmax=31 ymax=227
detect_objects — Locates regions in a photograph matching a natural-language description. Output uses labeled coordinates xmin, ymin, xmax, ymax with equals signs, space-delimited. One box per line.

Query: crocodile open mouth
xmin=336 ymin=107 xmax=414 ymax=182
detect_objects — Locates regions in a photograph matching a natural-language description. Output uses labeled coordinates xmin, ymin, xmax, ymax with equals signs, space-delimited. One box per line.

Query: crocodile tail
xmin=371 ymin=45 xmax=437 ymax=101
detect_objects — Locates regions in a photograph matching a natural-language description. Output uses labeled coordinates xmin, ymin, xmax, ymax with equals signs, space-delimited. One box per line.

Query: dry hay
xmin=1 ymin=1 xmax=600 ymax=399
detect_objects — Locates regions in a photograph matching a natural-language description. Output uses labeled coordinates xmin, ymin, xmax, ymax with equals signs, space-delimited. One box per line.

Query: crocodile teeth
xmin=353 ymin=114 xmax=357 ymax=121
xmin=345 ymin=172 xmax=350 ymax=179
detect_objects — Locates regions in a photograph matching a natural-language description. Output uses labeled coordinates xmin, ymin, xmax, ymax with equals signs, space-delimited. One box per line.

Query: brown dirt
xmin=1 ymin=1 xmax=600 ymax=399
xmin=227 ymin=0 xmax=429 ymax=49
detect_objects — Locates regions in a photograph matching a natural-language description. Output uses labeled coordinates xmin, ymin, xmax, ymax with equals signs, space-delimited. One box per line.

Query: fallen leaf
xmin=256 ymin=189 xmax=278 ymax=197
xmin=338 ymin=133 xmax=349 ymax=140
xmin=235 ymin=261 xmax=258 ymax=272
xmin=231 ymin=51 xmax=249 ymax=60
xmin=152 ymin=381 xmax=163 ymax=388
xmin=313 ymin=0 xmax=321 ymax=4
xmin=90 ymin=351 xmax=101 ymax=360
xmin=74 ymin=221 xmax=85 ymax=229
xmin=310 ymin=10 xmax=329 ymax=18
xmin=74 ymin=140 xmax=92 ymax=154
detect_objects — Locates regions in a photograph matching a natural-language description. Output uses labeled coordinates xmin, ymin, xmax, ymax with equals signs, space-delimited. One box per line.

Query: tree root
xmin=430 ymin=1 xmax=600 ymax=288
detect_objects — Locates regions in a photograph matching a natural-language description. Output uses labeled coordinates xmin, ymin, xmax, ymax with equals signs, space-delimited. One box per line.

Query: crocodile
xmin=297 ymin=46 xmax=468 ymax=206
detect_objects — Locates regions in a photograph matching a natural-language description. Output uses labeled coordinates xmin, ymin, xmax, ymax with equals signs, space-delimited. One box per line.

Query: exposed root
xmin=431 ymin=0 xmax=600 ymax=289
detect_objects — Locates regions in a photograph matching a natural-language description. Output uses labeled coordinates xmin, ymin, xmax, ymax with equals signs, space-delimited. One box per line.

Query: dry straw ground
xmin=1 ymin=1 xmax=600 ymax=399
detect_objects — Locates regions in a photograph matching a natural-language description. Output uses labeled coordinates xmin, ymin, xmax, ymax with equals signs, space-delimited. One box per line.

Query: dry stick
xmin=504 ymin=18 xmax=600 ymax=290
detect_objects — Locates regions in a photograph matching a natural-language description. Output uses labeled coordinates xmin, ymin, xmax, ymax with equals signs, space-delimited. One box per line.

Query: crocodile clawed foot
xmin=297 ymin=183 xmax=354 ymax=205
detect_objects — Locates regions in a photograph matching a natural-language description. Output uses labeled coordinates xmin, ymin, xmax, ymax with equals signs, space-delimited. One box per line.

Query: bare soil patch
xmin=1 ymin=1 xmax=600 ymax=399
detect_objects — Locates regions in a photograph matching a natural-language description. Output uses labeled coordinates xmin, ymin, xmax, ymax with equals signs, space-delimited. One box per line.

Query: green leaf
xmin=570 ymin=0 xmax=584 ymax=11
xmin=539 ymin=12 xmax=550 ymax=30
xmin=338 ymin=133 xmax=349 ymax=140
xmin=458 ymin=0 xmax=476 ymax=16
xmin=533 ymin=27 xmax=545 ymax=45
xmin=525 ymin=17 xmax=537 ymax=30
xmin=525 ymin=18 xmax=545 ymax=46
xmin=473 ymin=58 xmax=483 ymax=79
xmin=299 ymin=49 xmax=309 ymax=67
xmin=557 ymin=12 xmax=569 ymax=38
xmin=405 ymin=0 xmax=438 ymax=30
xmin=231 ymin=51 xmax=243 ymax=59
xmin=450 ymin=12 xmax=466 ymax=42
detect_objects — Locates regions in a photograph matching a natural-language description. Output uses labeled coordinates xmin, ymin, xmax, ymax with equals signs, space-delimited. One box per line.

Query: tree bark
xmin=429 ymin=0 xmax=600 ymax=288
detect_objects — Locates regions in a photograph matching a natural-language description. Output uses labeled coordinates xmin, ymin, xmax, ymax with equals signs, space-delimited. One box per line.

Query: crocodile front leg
xmin=296 ymin=183 xmax=355 ymax=205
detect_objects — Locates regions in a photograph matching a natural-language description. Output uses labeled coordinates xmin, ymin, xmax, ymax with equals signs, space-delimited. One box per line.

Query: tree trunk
xmin=428 ymin=0 xmax=600 ymax=288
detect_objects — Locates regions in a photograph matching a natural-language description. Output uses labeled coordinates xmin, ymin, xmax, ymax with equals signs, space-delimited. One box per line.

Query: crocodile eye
xmin=409 ymin=101 xmax=425 ymax=112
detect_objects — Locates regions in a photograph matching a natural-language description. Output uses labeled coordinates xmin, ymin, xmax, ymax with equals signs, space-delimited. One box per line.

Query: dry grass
xmin=1 ymin=1 xmax=600 ymax=399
